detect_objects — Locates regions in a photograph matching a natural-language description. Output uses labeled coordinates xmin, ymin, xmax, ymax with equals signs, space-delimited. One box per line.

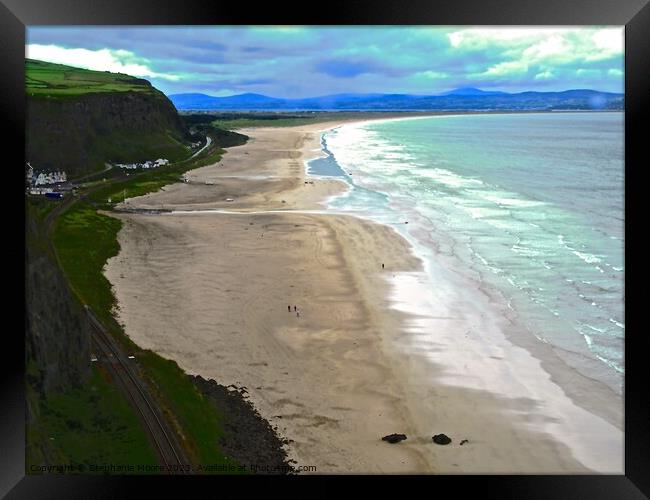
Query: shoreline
xmin=307 ymin=117 xmax=623 ymax=472
xmin=313 ymin=116 xmax=623 ymax=472
xmin=104 ymin=116 xmax=622 ymax=473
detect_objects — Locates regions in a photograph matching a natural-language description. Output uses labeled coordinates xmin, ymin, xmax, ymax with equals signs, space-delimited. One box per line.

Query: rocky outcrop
xmin=432 ymin=434 xmax=452 ymax=445
xmin=382 ymin=434 xmax=407 ymax=444
xmin=191 ymin=375 xmax=295 ymax=474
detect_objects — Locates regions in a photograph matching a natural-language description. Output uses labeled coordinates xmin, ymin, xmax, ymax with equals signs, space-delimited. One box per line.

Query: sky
xmin=26 ymin=26 xmax=624 ymax=98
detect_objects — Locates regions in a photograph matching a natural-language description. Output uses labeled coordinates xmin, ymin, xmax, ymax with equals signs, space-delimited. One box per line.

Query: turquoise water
xmin=317 ymin=112 xmax=624 ymax=392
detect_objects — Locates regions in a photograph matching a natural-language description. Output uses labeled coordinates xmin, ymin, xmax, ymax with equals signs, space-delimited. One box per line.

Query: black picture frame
xmin=5 ymin=1 xmax=648 ymax=497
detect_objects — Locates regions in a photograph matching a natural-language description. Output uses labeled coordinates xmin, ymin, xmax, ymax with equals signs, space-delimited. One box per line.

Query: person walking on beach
xmin=382 ymin=263 xmax=384 ymax=269
xmin=296 ymin=311 xmax=300 ymax=318
xmin=288 ymin=305 xmax=291 ymax=312
xmin=294 ymin=305 xmax=297 ymax=312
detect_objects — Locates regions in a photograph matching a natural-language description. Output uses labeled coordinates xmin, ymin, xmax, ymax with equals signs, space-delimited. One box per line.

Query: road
xmin=189 ymin=135 xmax=212 ymax=159
xmin=71 ymin=162 xmax=114 ymax=184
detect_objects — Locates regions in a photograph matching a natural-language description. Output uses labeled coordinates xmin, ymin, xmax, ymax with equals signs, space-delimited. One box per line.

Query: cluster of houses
xmin=26 ymin=163 xmax=67 ymax=186
xmin=26 ymin=163 xmax=70 ymax=195
xmin=115 ymin=158 xmax=170 ymax=170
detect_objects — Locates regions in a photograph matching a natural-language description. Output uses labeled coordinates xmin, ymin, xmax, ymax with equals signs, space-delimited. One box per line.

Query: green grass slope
xmin=49 ymin=136 xmax=247 ymax=472
xmin=26 ymin=59 xmax=160 ymax=99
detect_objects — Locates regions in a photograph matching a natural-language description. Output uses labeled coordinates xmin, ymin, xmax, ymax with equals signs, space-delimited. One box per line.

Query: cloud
xmin=26 ymin=27 xmax=625 ymax=97
xmin=446 ymin=27 xmax=623 ymax=92
xmin=534 ymin=70 xmax=556 ymax=81
xmin=415 ymin=71 xmax=449 ymax=80
xmin=523 ymin=35 xmax=567 ymax=60
xmin=448 ymin=28 xmax=568 ymax=49
xmin=448 ymin=27 xmax=622 ymax=62
xmin=482 ymin=60 xmax=529 ymax=77
xmin=26 ymin=44 xmax=181 ymax=81
xmin=593 ymin=29 xmax=623 ymax=52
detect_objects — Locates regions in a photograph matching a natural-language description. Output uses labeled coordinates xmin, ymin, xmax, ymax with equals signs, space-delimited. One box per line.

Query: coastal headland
xmin=104 ymin=119 xmax=622 ymax=473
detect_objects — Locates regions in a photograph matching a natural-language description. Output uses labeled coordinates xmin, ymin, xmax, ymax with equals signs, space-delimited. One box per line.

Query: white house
xmin=115 ymin=158 xmax=169 ymax=170
xmin=33 ymin=170 xmax=68 ymax=186
xmin=28 ymin=186 xmax=53 ymax=195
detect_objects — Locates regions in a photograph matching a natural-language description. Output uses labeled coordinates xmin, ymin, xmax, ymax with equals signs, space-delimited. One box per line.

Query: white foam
xmin=572 ymin=250 xmax=602 ymax=264
xmin=609 ymin=318 xmax=625 ymax=329
xmin=415 ymin=168 xmax=484 ymax=189
xmin=511 ymin=244 xmax=543 ymax=257
xmin=482 ymin=192 xmax=546 ymax=208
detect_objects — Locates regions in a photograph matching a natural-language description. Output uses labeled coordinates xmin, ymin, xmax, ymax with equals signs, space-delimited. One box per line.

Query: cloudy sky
xmin=26 ymin=26 xmax=624 ymax=97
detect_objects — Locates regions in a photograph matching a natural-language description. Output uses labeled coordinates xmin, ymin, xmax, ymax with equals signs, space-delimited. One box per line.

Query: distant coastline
xmin=168 ymin=88 xmax=623 ymax=112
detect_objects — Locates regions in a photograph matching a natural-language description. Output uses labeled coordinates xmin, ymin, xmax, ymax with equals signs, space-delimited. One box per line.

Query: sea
xmin=308 ymin=111 xmax=624 ymax=394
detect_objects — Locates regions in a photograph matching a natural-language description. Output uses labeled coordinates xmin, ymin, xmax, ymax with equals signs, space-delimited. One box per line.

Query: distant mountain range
xmin=168 ymin=88 xmax=624 ymax=111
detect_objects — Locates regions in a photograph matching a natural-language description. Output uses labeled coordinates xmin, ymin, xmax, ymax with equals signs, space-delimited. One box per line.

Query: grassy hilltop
xmin=26 ymin=59 xmax=162 ymax=99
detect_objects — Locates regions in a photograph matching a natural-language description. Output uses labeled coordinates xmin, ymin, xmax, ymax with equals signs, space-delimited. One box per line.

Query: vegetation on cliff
xmin=26 ymin=59 xmax=191 ymax=178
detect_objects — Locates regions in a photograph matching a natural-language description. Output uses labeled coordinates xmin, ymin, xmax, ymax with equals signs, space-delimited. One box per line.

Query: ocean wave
xmin=511 ymin=244 xmax=543 ymax=257
xmin=609 ymin=318 xmax=625 ymax=329
xmin=481 ymin=193 xmax=546 ymax=208
xmin=557 ymin=234 xmax=608 ymax=273
xmin=462 ymin=205 xmax=507 ymax=220
xmin=415 ymin=168 xmax=484 ymax=189
xmin=572 ymin=250 xmax=602 ymax=264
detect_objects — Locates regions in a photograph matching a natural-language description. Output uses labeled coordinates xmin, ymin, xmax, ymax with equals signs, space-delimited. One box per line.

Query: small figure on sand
xmin=296 ymin=311 xmax=300 ymax=318
xmin=382 ymin=263 xmax=385 ymax=269
xmin=288 ymin=305 xmax=291 ymax=312
xmin=294 ymin=305 xmax=297 ymax=312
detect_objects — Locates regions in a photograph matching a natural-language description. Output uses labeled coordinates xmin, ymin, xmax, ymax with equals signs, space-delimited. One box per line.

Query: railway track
xmin=86 ymin=305 xmax=192 ymax=475
xmin=34 ymin=153 xmax=213 ymax=474
xmin=37 ymin=191 xmax=192 ymax=474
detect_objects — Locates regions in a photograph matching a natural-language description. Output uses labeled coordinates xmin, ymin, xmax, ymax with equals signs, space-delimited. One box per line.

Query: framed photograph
xmin=5 ymin=0 xmax=648 ymax=496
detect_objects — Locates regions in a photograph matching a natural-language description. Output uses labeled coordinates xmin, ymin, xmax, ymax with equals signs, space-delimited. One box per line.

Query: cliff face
xmin=27 ymin=90 xmax=190 ymax=178
xmin=25 ymin=207 xmax=94 ymax=465
xmin=25 ymin=211 xmax=91 ymax=402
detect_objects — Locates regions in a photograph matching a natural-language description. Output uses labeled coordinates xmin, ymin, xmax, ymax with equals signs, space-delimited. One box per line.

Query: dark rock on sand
xmin=382 ymin=433 xmax=407 ymax=444
xmin=460 ymin=439 xmax=469 ymax=446
xmin=191 ymin=375 xmax=295 ymax=474
xmin=433 ymin=434 xmax=452 ymax=445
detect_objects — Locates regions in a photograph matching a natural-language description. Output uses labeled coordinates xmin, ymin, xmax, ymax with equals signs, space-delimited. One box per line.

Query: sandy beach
xmin=104 ymin=120 xmax=622 ymax=473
